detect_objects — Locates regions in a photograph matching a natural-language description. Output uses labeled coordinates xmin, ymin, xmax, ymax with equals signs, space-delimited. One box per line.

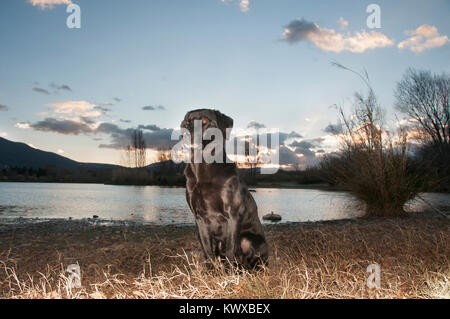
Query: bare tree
xmin=134 ymin=129 xmax=147 ymax=168
xmin=394 ymin=68 xmax=449 ymax=152
xmin=243 ymin=139 xmax=260 ymax=184
xmin=124 ymin=129 xmax=147 ymax=168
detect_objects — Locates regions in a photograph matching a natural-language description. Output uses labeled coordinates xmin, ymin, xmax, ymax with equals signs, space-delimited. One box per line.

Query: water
xmin=0 ymin=182 xmax=449 ymax=225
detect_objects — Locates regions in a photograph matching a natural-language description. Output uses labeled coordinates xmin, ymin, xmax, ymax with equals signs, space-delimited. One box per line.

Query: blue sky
xmin=0 ymin=0 xmax=449 ymax=165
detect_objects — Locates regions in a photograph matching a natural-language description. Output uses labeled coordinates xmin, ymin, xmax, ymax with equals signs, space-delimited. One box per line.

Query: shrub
xmin=321 ymin=65 xmax=427 ymax=216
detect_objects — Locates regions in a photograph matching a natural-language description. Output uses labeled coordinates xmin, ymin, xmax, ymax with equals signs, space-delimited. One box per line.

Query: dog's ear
xmin=181 ymin=112 xmax=191 ymax=129
xmin=215 ymin=110 xmax=233 ymax=139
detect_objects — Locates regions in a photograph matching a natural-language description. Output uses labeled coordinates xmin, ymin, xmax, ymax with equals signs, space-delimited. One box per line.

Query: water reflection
xmin=0 ymin=183 xmax=449 ymax=225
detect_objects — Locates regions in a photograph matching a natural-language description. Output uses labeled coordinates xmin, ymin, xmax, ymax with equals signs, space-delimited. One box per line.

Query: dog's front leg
xmin=222 ymin=219 xmax=239 ymax=264
xmin=195 ymin=219 xmax=215 ymax=260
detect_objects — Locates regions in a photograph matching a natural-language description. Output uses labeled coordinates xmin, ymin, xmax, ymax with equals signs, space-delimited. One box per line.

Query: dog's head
xmin=181 ymin=109 xmax=233 ymax=139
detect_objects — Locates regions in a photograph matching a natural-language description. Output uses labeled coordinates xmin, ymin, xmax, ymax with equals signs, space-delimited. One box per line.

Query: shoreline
xmin=0 ymin=180 xmax=335 ymax=190
xmin=0 ymin=215 xmax=360 ymax=229
xmin=2 ymin=181 xmax=450 ymax=194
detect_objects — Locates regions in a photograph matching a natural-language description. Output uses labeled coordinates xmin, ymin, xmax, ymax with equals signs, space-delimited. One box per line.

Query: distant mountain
xmin=145 ymin=160 xmax=185 ymax=173
xmin=0 ymin=137 xmax=121 ymax=170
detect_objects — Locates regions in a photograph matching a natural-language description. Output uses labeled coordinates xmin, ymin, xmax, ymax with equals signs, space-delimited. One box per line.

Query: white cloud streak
xmin=239 ymin=0 xmax=250 ymax=13
xmin=398 ymin=24 xmax=449 ymax=53
xmin=15 ymin=122 xmax=31 ymax=129
xmin=221 ymin=0 xmax=250 ymax=13
xmin=283 ymin=18 xmax=394 ymax=53
xmin=48 ymin=101 xmax=101 ymax=119
xmin=27 ymin=0 xmax=72 ymax=10
xmin=338 ymin=17 xmax=349 ymax=30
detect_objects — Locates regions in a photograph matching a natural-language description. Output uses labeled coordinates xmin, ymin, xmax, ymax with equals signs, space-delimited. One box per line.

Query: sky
xmin=0 ymin=0 xmax=449 ymax=166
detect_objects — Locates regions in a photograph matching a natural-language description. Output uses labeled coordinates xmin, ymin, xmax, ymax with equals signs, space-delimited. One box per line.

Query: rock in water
xmin=262 ymin=212 xmax=282 ymax=222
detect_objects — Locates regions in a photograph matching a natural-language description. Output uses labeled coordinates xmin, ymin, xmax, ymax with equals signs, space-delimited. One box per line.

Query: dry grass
xmin=0 ymin=214 xmax=448 ymax=299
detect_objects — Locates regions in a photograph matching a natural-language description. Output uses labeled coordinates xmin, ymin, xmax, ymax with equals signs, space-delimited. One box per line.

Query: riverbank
xmin=0 ymin=213 xmax=448 ymax=299
xmin=0 ymin=180 xmax=335 ymax=190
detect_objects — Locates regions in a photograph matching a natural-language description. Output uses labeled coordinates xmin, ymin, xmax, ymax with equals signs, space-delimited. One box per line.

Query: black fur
xmin=181 ymin=109 xmax=268 ymax=269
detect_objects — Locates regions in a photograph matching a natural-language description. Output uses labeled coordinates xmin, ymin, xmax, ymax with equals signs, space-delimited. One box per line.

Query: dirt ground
xmin=0 ymin=213 xmax=448 ymax=299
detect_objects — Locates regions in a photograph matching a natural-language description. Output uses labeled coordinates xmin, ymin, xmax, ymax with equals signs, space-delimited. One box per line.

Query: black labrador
xmin=181 ymin=109 xmax=268 ymax=269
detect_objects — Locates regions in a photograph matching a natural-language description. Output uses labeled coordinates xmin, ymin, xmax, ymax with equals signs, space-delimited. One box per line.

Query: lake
xmin=0 ymin=182 xmax=449 ymax=225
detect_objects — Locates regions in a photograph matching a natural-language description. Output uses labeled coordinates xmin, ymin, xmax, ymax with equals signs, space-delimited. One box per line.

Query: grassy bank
xmin=0 ymin=213 xmax=448 ymax=299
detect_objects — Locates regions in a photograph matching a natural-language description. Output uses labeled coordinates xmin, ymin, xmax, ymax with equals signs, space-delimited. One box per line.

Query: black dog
xmin=181 ymin=109 xmax=268 ymax=269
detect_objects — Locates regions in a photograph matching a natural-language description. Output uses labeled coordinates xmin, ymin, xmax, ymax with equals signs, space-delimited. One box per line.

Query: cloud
xmin=80 ymin=116 xmax=97 ymax=124
xmin=100 ymin=122 xmax=301 ymax=154
xmin=294 ymin=147 xmax=316 ymax=158
xmin=48 ymin=100 xmax=102 ymax=118
xmin=283 ymin=18 xmax=394 ymax=53
xmin=27 ymin=106 xmax=169 ymax=148
xmin=90 ymin=122 xmax=174 ymax=150
xmin=324 ymin=122 xmax=343 ymax=134
xmin=283 ymin=19 xmax=318 ymax=43
xmin=398 ymin=24 xmax=449 ymax=53
xmin=98 ymin=124 xmax=176 ymax=151
xmin=93 ymin=106 xmax=111 ymax=115
xmin=290 ymin=140 xmax=315 ymax=149
xmin=285 ymin=137 xmax=327 ymax=165
xmin=30 ymin=118 xmax=93 ymax=135
xmin=0 ymin=132 xmax=7 ymax=138
xmin=27 ymin=0 xmax=71 ymax=10
xmin=27 ymin=107 xmax=171 ymax=148
xmin=292 ymin=137 xmax=324 ymax=148
xmin=142 ymin=105 xmax=165 ymax=111
xmin=221 ymin=0 xmax=250 ymax=12
xmin=33 ymin=83 xmax=72 ymax=95
xmin=247 ymin=121 xmax=266 ymax=129
xmin=15 ymin=122 xmax=31 ymax=129
xmin=228 ymin=123 xmax=306 ymax=167
xmin=279 ymin=146 xmax=301 ymax=165
xmin=239 ymin=0 xmax=250 ymax=12
xmin=338 ymin=17 xmax=349 ymax=30
xmin=98 ymin=102 xmax=114 ymax=107
xmin=0 ymin=104 xmax=8 ymax=111
xmin=113 ymin=97 xmax=122 ymax=103
xmin=95 ymin=122 xmax=123 ymax=135
xmin=236 ymin=130 xmax=301 ymax=148
xmin=138 ymin=124 xmax=161 ymax=131
xmin=57 ymin=149 xmax=64 ymax=154
xmin=50 ymin=82 xmax=72 ymax=92
xmin=280 ymin=131 xmax=302 ymax=143
xmin=33 ymin=87 xmax=51 ymax=95
xmin=120 ymin=119 xmax=131 ymax=123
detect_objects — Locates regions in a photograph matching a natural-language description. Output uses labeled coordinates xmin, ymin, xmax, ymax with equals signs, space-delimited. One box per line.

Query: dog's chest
xmin=187 ymin=181 xmax=229 ymax=219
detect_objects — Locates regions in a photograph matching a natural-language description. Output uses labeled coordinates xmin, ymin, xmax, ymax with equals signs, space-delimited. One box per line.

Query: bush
xmin=321 ymin=67 xmax=427 ymax=216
